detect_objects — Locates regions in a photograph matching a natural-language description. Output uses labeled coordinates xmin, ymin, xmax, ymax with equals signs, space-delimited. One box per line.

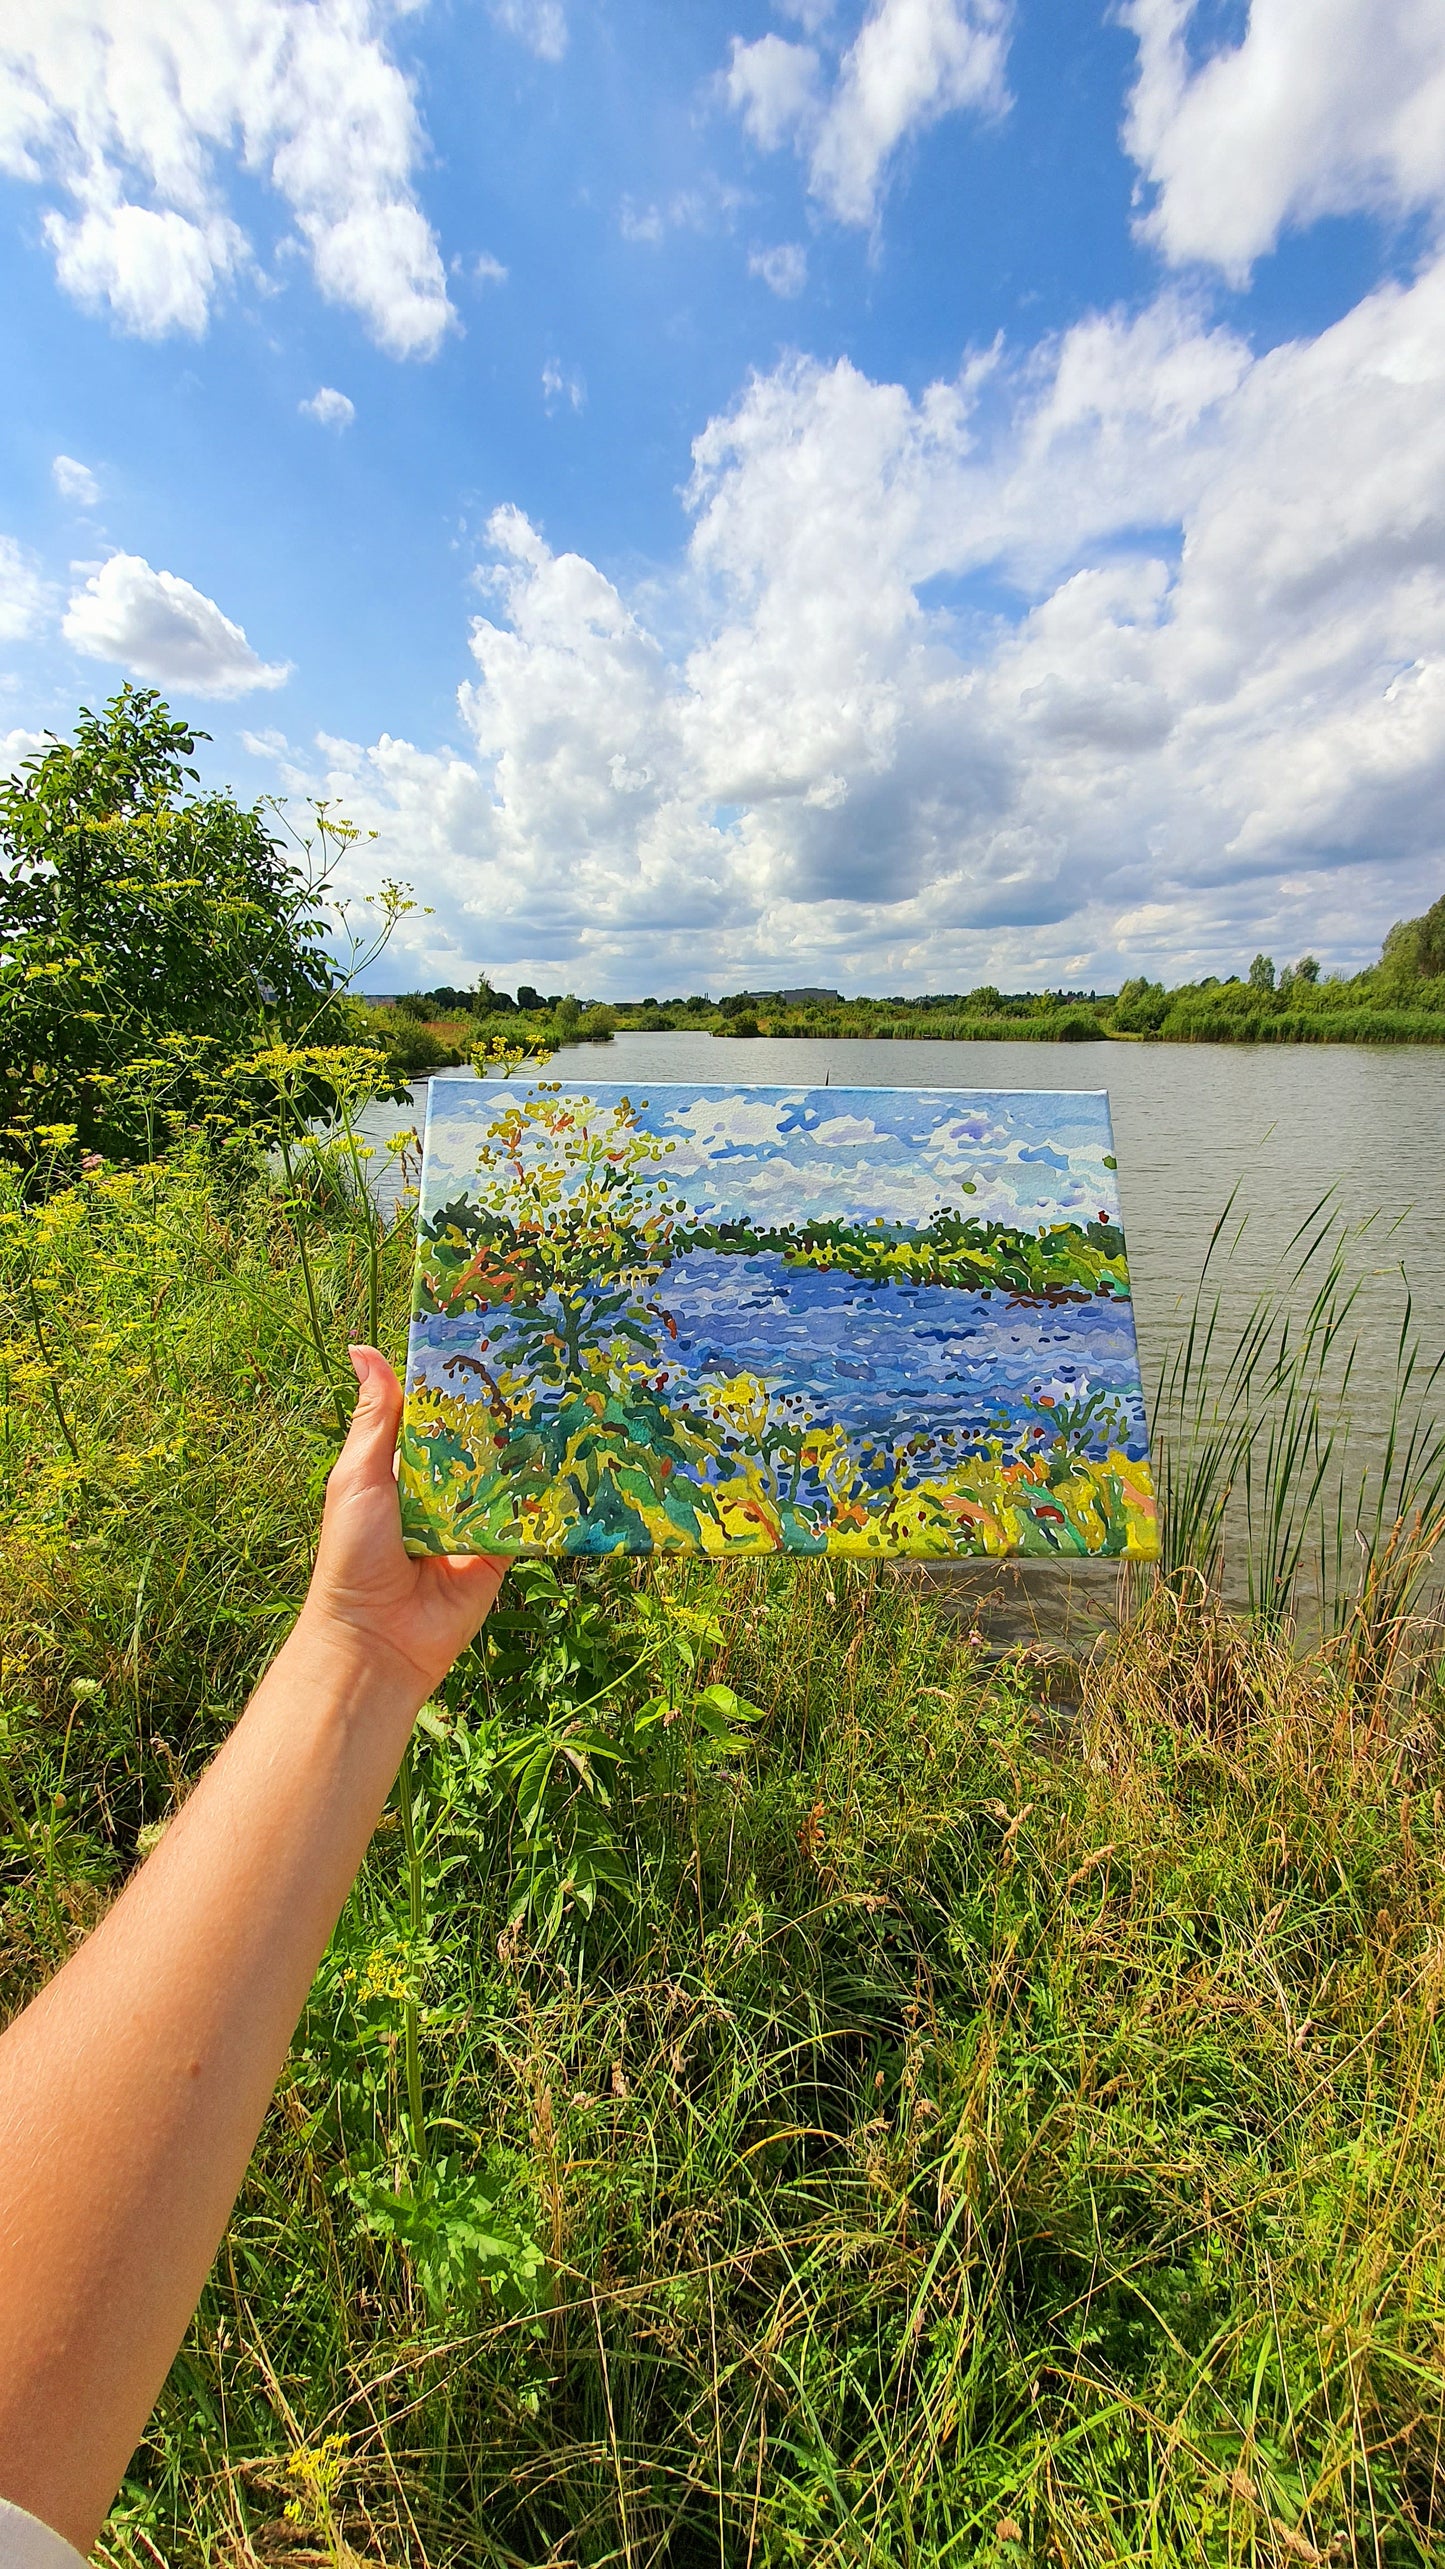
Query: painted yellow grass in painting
xmin=399 ymin=1374 xmax=1158 ymax=1561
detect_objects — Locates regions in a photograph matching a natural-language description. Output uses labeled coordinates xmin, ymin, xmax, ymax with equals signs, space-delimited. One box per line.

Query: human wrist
xmin=273 ymin=1606 xmax=432 ymax=1729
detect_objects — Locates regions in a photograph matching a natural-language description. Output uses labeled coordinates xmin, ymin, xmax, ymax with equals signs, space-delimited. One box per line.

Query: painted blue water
xmin=656 ymin=1250 xmax=1147 ymax=1460
xmin=408 ymin=1246 xmax=1149 ymax=1474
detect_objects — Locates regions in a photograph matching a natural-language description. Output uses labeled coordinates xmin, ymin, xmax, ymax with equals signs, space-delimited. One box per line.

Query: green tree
xmin=0 ymin=689 xmax=355 ymax=1165
xmin=401 ymin=982 xmax=505 ymax=1017
xmin=1248 ymin=952 xmax=1277 ymax=995
xmin=1381 ymin=893 xmax=1445 ymax=987
xmin=1110 ymin=977 xmax=1171 ymax=1034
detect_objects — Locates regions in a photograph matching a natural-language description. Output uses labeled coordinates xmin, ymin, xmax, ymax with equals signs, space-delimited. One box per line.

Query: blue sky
xmin=423 ymin=1075 xmax=1120 ymax=1228
xmin=2 ymin=0 xmax=1443 ymax=997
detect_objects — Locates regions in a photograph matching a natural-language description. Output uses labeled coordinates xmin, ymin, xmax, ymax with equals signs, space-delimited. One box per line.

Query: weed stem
xmin=397 ymin=1734 xmax=428 ymax=2171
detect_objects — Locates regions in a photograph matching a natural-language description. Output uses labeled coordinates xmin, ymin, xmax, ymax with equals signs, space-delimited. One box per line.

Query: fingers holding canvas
xmin=342 ymin=1345 xmax=404 ymax=1488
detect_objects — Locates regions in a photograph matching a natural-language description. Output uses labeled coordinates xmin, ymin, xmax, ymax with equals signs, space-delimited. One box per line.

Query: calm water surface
xmin=371 ymin=1033 xmax=1445 ymax=1444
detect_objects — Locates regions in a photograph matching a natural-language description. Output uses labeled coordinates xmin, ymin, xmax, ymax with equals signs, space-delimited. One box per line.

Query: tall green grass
xmin=1 ymin=1146 xmax=1443 ymax=2567
xmin=1152 ymin=1191 xmax=1445 ymax=1639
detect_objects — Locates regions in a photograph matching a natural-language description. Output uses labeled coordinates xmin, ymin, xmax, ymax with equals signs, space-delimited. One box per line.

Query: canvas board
xmin=399 ymin=1077 xmax=1158 ymax=1560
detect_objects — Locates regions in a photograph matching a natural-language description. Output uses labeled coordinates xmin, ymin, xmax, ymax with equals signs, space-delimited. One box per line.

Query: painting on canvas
xmin=399 ymin=1079 xmax=1158 ymax=1560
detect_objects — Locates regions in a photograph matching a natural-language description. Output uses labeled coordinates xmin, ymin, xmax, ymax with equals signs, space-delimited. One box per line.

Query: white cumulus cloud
xmin=726 ymin=33 xmax=823 ymax=154
xmin=1 ymin=727 xmax=51 ymax=780
xmin=62 ymin=554 xmax=291 ymax=697
xmin=300 ymin=385 xmax=356 ymax=428
xmin=44 ymin=203 xmax=247 ymax=340
xmin=259 ymin=253 xmax=1445 ymax=993
xmin=52 ymin=454 xmax=100 ymax=506
xmin=0 ymin=0 xmax=454 ymax=356
xmin=725 ymin=0 xmax=1011 ymax=227
xmin=1121 ymin=0 xmax=1445 ymax=279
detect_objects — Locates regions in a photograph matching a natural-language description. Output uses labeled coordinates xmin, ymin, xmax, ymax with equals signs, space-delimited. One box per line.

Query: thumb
xmin=336 ymin=1344 xmax=404 ymax=1488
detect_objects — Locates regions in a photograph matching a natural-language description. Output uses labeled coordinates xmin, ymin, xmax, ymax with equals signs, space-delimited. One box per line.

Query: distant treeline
xmin=370 ymin=890 xmax=1445 ymax=1059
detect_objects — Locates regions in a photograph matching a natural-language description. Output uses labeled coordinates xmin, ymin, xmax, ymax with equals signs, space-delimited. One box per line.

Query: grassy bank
xmin=369 ymin=993 xmax=1445 ymax=1064
xmin=3 ymin=1149 xmax=1445 ymax=2565
xmin=366 ymin=890 xmax=1445 ymax=1055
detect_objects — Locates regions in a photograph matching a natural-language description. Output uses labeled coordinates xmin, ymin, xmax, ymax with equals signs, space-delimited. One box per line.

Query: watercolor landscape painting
xmin=399 ymin=1080 xmax=1158 ymax=1560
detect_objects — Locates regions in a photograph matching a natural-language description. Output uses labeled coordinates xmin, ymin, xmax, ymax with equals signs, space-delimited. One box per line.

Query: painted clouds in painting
xmin=400 ymin=1079 xmax=1158 ymax=1560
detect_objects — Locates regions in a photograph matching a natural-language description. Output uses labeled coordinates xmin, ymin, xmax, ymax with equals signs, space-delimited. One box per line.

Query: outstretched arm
xmin=0 ymin=1348 xmax=504 ymax=2556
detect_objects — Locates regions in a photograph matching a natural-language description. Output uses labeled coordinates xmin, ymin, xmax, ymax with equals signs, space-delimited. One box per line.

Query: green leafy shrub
xmin=0 ymin=689 xmax=363 ymax=1169
xmin=377 ymin=1018 xmax=458 ymax=1077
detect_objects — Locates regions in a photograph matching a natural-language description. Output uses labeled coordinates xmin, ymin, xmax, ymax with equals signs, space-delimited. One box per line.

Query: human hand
xmin=295 ymin=1345 xmax=506 ymax=1704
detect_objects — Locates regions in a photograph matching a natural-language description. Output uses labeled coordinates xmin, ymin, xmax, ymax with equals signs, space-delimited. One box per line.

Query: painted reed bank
xmin=2 ymin=1147 xmax=1444 ymax=2568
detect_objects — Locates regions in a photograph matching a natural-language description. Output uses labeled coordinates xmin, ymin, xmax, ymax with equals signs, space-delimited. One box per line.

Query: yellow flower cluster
xmin=283 ymin=2431 xmax=348 ymax=2531
xmin=344 ymin=1943 xmax=415 ymax=2006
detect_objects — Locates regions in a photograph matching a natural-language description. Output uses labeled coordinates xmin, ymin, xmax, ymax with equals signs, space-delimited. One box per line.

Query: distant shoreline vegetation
xmin=365 ymin=891 xmax=1445 ymax=1063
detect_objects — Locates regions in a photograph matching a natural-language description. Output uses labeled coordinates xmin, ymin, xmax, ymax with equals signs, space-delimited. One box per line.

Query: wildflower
xmin=347 ymin=1944 xmax=414 ymax=2005
xmin=284 ymin=2433 xmax=348 ymax=2532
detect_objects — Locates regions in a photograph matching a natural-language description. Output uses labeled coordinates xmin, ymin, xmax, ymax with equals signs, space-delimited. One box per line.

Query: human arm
xmin=0 ymin=1347 xmax=505 ymax=2555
